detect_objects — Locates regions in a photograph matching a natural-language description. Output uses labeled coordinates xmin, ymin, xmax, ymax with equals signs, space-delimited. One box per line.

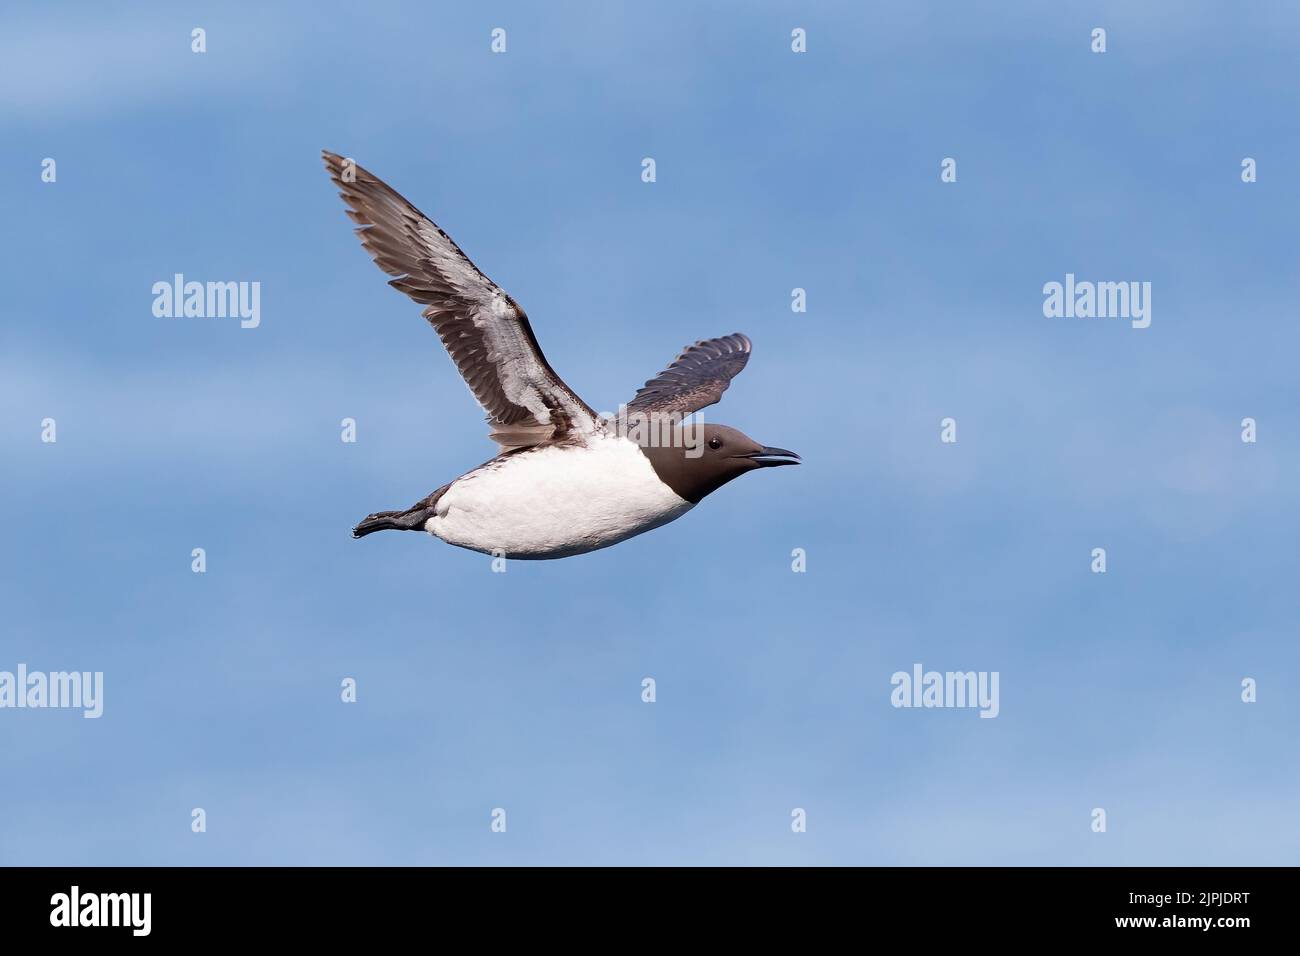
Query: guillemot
xmin=322 ymin=150 xmax=799 ymax=559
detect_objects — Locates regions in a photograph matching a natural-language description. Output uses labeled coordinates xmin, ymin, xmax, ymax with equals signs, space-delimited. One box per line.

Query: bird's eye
xmin=708 ymin=437 xmax=722 ymax=450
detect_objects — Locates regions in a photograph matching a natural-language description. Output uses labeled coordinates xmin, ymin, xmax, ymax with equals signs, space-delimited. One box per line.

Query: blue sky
xmin=2 ymin=0 xmax=1298 ymax=865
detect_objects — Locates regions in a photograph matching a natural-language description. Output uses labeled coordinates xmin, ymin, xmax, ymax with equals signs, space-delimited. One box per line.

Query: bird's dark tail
xmin=352 ymin=484 xmax=451 ymax=539
xmin=352 ymin=510 xmax=427 ymax=538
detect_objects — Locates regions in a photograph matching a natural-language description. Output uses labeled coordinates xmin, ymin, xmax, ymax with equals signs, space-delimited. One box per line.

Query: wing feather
xmin=626 ymin=333 xmax=752 ymax=416
xmin=322 ymin=150 xmax=597 ymax=451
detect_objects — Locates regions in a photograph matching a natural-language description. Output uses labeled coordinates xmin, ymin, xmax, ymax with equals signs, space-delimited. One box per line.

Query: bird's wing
xmin=322 ymin=150 xmax=599 ymax=452
xmin=626 ymin=333 xmax=752 ymax=416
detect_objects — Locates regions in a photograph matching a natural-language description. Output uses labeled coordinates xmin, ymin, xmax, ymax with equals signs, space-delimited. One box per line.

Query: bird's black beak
xmin=745 ymin=446 xmax=801 ymax=468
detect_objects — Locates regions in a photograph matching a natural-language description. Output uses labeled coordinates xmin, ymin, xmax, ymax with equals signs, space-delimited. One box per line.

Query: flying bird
xmin=322 ymin=150 xmax=799 ymax=559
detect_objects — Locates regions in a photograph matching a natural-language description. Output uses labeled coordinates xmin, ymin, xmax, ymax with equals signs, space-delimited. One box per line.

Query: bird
xmin=321 ymin=149 xmax=799 ymax=560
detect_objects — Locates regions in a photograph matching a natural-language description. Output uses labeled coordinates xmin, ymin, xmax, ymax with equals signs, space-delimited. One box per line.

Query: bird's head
xmin=639 ymin=423 xmax=800 ymax=504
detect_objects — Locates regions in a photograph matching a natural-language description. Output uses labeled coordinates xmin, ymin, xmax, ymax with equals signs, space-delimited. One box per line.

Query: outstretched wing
xmin=626 ymin=333 xmax=752 ymax=415
xmin=322 ymin=150 xmax=598 ymax=451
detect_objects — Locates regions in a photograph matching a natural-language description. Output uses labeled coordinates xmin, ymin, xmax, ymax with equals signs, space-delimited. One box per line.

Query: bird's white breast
xmin=427 ymin=434 xmax=694 ymax=558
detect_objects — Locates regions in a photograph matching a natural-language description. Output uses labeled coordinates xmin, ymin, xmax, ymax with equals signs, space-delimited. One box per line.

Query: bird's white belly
xmin=427 ymin=435 xmax=694 ymax=558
